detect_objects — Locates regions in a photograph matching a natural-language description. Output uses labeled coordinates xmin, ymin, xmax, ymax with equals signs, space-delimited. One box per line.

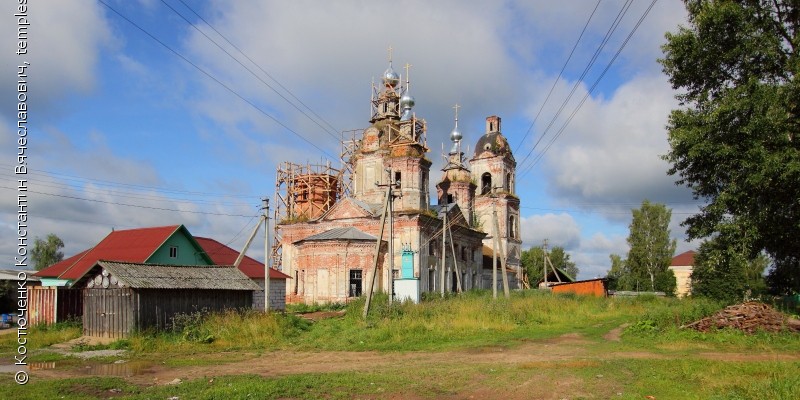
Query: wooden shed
xmin=75 ymin=261 xmax=261 ymax=338
xmin=550 ymin=278 xmax=608 ymax=297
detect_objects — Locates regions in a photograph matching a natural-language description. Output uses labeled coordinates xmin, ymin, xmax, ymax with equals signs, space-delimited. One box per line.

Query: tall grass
xmin=0 ymin=319 xmax=82 ymax=355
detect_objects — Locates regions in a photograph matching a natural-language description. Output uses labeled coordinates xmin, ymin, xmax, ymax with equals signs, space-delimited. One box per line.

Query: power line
xmin=0 ymin=175 xmax=255 ymax=207
xmin=513 ymin=0 xmax=602 ymax=153
xmin=518 ymin=0 xmax=659 ymax=179
xmin=173 ymin=0 xmax=341 ymax=136
xmin=0 ymin=162 xmax=260 ymax=199
xmin=97 ymin=0 xmax=338 ymax=161
xmin=516 ymin=0 xmax=635 ymax=172
xmin=160 ymin=0 xmax=342 ymax=144
xmin=0 ymin=185 xmax=258 ymax=217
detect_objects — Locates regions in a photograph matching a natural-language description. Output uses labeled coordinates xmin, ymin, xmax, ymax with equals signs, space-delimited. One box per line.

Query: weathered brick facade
xmin=277 ymin=63 xmax=522 ymax=304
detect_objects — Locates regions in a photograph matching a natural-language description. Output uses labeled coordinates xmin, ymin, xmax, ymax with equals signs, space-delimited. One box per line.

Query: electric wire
xmin=97 ymin=0 xmax=338 ymax=161
xmin=513 ymin=0 xmax=602 ymax=152
xmin=515 ymin=0 xmax=635 ymax=172
xmin=160 ymin=0 xmax=342 ymax=144
xmin=173 ymin=0 xmax=340 ymax=136
xmin=1 ymin=185 xmax=257 ymax=217
xmin=518 ymin=0 xmax=659 ymax=179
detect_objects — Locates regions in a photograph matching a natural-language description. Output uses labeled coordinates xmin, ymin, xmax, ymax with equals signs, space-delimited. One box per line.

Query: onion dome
xmin=400 ymin=93 xmax=415 ymax=121
xmin=474 ymin=132 xmax=511 ymax=157
xmin=450 ymin=125 xmax=463 ymax=143
xmin=383 ymin=65 xmax=400 ymax=88
xmin=400 ymin=93 xmax=415 ymax=109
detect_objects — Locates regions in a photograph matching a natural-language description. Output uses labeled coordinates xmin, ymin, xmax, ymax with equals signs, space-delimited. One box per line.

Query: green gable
xmin=146 ymin=225 xmax=214 ymax=265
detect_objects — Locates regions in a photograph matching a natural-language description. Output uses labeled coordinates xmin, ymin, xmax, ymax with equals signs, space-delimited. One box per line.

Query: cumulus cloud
xmin=520 ymin=213 xmax=581 ymax=251
xmin=0 ymin=0 xmax=114 ymax=118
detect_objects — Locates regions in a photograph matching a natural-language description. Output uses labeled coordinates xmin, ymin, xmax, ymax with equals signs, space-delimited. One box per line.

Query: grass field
xmin=1 ymin=290 xmax=798 ymax=399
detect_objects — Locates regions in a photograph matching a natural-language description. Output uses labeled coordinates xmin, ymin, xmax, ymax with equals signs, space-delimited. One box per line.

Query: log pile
xmin=682 ymin=301 xmax=800 ymax=334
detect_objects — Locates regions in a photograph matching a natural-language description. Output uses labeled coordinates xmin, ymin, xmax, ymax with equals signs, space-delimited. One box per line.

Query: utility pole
xmin=447 ymin=222 xmax=462 ymax=292
xmin=491 ymin=186 xmax=510 ymax=299
xmin=387 ymin=172 xmax=396 ymax=305
xmin=440 ymin=202 xmax=448 ymax=297
xmin=234 ymin=198 xmax=270 ymax=311
xmin=491 ymin=200 xmax=498 ymax=299
xmin=363 ymin=184 xmax=391 ymax=319
xmin=543 ymin=239 xmax=548 ymax=289
xmin=263 ymin=198 xmax=271 ymax=312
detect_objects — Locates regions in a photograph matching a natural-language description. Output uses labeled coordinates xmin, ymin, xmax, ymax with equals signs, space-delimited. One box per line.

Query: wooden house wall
xmin=28 ymin=287 xmax=82 ymax=326
xmin=83 ymin=287 xmax=252 ymax=337
xmin=83 ymin=288 xmax=136 ymax=338
xmin=136 ymin=289 xmax=252 ymax=331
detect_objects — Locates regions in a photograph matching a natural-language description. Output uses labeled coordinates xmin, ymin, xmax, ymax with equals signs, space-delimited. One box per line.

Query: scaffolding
xmin=271 ymin=161 xmax=343 ymax=270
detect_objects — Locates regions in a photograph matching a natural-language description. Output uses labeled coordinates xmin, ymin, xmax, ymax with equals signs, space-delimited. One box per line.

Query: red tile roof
xmin=670 ymin=250 xmax=696 ymax=267
xmin=36 ymin=225 xmax=181 ymax=280
xmin=194 ymin=237 xmax=290 ymax=280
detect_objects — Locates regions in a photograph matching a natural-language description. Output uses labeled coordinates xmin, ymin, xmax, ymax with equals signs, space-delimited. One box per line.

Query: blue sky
xmin=1 ymin=0 xmax=700 ymax=279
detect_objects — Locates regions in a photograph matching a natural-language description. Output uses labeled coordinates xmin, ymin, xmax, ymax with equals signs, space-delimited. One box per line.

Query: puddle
xmin=0 ymin=360 xmax=153 ymax=376
xmin=80 ymin=361 xmax=153 ymax=376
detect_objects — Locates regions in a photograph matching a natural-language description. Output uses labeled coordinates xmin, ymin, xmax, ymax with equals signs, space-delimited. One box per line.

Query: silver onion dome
xmin=450 ymin=126 xmax=463 ymax=143
xmin=400 ymin=93 xmax=415 ymax=108
xmin=383 ymin=66 xmax=400 ymax=87
xmin=449 ymin=125 xmax=463 ymax=154
xmin=400 ymin=93 xmax=415 ymax=121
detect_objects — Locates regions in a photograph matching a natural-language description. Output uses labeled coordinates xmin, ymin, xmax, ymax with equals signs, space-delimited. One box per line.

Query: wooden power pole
xmin=363 ymin=178 xmax=392 ymax=318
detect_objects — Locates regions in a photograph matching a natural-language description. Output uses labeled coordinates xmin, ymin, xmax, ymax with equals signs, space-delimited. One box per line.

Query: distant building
xmin=669 ymin=250 xmax=696 ymax=298
xmin=276 ymin=58 xmax=522 ymax=304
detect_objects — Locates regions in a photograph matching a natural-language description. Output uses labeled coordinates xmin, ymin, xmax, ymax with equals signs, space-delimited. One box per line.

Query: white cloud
xmin=520 ymin=213 xmax=581 ymax=251
xmin=0 ymin=0 xmax=114 ymax=117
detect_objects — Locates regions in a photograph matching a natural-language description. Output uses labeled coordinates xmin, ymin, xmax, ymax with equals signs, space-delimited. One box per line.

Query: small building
xmin=669 ymin=250 xmax=696 ymax=298
xmin=194 ymin=237 xmax=290 ymax=310
xmin=75 ymin=261 xmax=260 ymax=338
xmin=550 ymin=278 xmax=608 ymax=297
xmin=31 ymin=225 xmax=214 ymax=325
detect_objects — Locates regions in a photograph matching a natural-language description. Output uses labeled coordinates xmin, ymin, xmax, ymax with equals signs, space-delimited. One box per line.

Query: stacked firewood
xmin=682 ymin=301 xmax=800 ymax=334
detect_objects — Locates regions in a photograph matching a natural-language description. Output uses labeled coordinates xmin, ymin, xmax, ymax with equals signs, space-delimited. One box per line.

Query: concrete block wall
xmin=252 ymin=278 xmax=286 ymax=311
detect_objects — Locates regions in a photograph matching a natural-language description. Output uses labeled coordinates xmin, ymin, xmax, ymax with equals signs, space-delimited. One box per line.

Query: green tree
xmin=31 ymin=233 xmax=64 ymax=271
xmin=692 ymin=236 xmax=749 ymax=304
xmin=521 ymin=245 xmax=578 ymax=284
xmin=626 ymin=200 xmax=677 ymax=292
xmin=605 ymin=253 xmax=628 ymax=290
xmin=660 ymin=0 xmax=800 ymax=294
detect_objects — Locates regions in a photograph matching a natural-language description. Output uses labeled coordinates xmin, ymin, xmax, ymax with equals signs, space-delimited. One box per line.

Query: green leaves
xmin=661 ymin=0 xmax=800 ymax=293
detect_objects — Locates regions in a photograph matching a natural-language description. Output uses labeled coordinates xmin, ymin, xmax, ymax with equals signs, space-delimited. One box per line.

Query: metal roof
xmin=37 ymin=225 xmax=184 ymax=279
xmin=0 ymin=269 xmax=39 ymax=281
xmin=194 ymin=236 xmax=291 ymax=280
xmin=295 ymin=227 xmax=377 ymax=243
xmin=86 ymin=261 xmax=261 ymax=290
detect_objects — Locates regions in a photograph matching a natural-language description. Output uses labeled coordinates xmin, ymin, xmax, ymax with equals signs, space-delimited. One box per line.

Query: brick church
xmin=277 ymin=59 xmax=522 ymax=304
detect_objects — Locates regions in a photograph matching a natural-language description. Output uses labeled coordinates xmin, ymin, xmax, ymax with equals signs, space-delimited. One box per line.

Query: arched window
xmin=505 ymin=173 xmax=511 ymax=192
xmin=481 ymin=173 xmax=492 ymax=195
xmin=509 ymin=215 xmax=517 ymax=239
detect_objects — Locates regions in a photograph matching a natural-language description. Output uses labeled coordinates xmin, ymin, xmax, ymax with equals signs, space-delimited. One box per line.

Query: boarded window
xmin=349 ymin=269 xmax=362 ymax=297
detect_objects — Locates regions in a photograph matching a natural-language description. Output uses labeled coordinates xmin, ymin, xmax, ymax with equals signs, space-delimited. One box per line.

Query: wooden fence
xmin=27 ymin=287 xmax=83 ymax=325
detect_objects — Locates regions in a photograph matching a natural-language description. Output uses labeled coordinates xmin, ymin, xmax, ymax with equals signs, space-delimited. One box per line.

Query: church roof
xmin=474 ymin=131 xmax=512 ymax=158
xmin=294 ymin=227 xmax=377 ymax=243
